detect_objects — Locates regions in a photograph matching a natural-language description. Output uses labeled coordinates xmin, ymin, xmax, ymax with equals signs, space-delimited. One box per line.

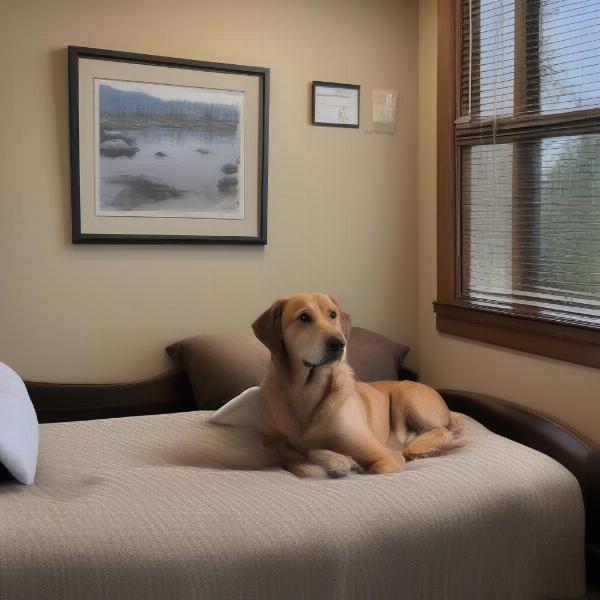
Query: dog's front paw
xmin=308 ymin=449 xmax=360 ymax=477
xmin=326 ymin=457 xmax=365 ymax=478
xmin=350 ymin=461 xmax=365 ymax=474
xmin=326 ymin=469 xmax=350 ymax=479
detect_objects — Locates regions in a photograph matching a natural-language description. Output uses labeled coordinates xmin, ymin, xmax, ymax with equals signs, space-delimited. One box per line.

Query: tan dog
xmin=252 ymin=293 xmax=460 ymax=478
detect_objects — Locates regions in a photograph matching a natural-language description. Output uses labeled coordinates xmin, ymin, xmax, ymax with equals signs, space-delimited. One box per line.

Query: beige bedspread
xmin=0 ymin=411 xmax=585 ymax=600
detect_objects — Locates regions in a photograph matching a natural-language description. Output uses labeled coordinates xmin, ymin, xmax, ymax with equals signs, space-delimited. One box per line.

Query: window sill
xmin=434 ymin=302 xmax=600 ymax=369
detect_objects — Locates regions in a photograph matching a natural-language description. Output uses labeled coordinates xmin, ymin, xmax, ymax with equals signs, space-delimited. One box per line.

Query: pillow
xmin=166 ymin=333 xmax=270 ymax=410
xmin=166 ymin=327 xmax=409 ymax=409
xmin=210 ymin=387 xmax=261 ymax=430
xmin=0 ymin=362 xmax=39 ymax=484
xmin=346 ymin=327 xmax=410 ymax=383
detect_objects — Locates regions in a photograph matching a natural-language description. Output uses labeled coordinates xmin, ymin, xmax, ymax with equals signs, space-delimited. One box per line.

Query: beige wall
xmin=418 ymin=0 xmax=600 ymax=444
xmin=0 ymin=0 xmax=419 ymax=382
xmin=3 ymin=0 xmax=596 ymax=443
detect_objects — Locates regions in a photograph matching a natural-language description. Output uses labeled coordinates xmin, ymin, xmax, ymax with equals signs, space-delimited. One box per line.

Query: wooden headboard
xmin=25 ymin=366 xmax=418 ymax=424
xmin=25 ymin=369 xmax=196 ymax=423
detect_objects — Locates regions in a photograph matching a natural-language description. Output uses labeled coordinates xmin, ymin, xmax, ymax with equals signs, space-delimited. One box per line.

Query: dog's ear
xmin=328 ymin=294 xmax=352 ymax=340
xmin=252 ymin=298 xmax=288 ymax=361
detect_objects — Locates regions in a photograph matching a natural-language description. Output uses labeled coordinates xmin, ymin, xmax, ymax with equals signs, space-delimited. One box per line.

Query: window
xmin=435 ymin=0 xmax=600 ymax=368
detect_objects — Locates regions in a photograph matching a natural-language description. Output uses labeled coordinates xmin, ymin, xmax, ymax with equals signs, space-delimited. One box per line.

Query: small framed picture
xmin=312 ymin=81 xmax=360 ymax=128
xmin=69 ymin=46 xmax=269 ymax=244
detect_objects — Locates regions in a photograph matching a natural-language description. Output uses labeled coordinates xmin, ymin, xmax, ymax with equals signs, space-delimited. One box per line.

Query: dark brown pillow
xmin=166 ymin=333 xmax=269 ymax=410
xmin=346 ymin=327 xmax=409 ymax=384
xmin=166 ymin=327 xmax=409 ymax=409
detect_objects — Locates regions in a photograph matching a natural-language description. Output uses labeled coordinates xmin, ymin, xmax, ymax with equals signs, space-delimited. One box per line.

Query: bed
xmin=1 ymin=330 xmax=598 ymax=600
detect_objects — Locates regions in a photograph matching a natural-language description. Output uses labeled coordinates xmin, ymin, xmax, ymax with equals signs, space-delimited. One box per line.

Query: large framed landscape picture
xmin=69 ymin=47 xmax=269 ymax=244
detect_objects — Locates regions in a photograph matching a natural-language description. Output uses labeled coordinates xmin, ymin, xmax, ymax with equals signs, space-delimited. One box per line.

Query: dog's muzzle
xmin=325 ymin=336 xmax=346 ymax=355
xmin=303 ymin=336 xmax=346 ymax=368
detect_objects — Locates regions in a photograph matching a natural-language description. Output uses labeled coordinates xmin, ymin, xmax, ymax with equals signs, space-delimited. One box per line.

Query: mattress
xmin=0 ymin=410 xmax=585 ymax=600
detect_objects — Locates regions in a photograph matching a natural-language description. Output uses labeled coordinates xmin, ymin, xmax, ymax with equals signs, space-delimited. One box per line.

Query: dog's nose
xmin=326 ymin=337 xmax=346 ymax=352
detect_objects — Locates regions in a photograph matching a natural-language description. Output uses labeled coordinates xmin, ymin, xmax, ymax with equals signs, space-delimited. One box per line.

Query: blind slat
xmin=461 ymin=135 xmax=600 ymax=321
xmin=461 ymin=0 xmax=600 ymax=119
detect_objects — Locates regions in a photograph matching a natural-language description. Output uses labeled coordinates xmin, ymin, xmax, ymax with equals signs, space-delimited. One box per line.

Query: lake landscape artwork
xmin=95 ymin=79 xmax=244 ymax=219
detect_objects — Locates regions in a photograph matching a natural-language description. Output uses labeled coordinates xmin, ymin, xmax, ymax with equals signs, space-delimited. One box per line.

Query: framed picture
xmin=69 ymin=47 xmax=269 ymax=244
xmin=311 ymin=81 xmax=360 ymax=128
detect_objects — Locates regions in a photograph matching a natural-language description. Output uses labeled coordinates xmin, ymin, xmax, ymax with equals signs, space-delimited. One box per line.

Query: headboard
xmin=26 ymin=369 xmax=196 ymax=423
xmin=25 ymin=366 xmax=418 ymax=424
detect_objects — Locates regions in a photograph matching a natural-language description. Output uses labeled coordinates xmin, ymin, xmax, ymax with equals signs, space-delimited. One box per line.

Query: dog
xmin=252 ymin=292 xmax=460 ymax=478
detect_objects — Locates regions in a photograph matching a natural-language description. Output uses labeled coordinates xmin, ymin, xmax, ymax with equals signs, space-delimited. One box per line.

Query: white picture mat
xmin=78 ymin=58 xmax=261 ymax=237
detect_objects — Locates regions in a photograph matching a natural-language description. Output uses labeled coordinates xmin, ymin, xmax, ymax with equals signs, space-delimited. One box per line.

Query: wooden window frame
xmin=434 ymin=0 xmax=600 ymax=369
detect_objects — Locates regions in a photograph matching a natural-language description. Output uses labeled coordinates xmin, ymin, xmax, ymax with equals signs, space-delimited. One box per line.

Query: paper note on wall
xmin=372 ymin=89 xmax=398 ymax=133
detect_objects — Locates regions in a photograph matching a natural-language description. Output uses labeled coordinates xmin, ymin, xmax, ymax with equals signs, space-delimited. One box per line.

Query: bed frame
xmin=25 ymin=369 xmax=599 ymax=595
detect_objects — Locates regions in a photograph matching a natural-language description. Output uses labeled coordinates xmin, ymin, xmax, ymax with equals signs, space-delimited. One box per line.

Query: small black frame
xmin=68 ymin=46 xmax=269 ymax=245
xmin=311 ymin=81 xmax=360 ymax=128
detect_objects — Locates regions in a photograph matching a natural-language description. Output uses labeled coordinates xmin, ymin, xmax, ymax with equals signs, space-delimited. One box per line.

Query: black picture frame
xmin=68 ymin=46 xmax=269 ymax=245
xmin=311 ymin=81 xmax=360 ymax=128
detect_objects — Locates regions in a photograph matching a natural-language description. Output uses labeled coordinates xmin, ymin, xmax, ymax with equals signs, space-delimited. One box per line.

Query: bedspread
xmin=0 ymin=411 xmax=585 ymax=600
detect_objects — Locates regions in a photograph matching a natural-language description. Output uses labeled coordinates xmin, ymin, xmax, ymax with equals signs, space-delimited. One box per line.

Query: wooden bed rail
xmin=25 ymin=369 xmax=196 ymax=423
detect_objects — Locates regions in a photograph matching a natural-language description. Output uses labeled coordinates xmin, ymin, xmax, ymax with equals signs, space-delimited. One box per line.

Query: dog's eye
xmin=330 ymin=311 xmax=337 ymax=320
xmin=298 ymin=312 xmax=312 ymax=323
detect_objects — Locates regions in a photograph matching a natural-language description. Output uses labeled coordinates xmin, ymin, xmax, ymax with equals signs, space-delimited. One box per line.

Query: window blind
xmin=458 ymin=0 xmax=600 ymax=325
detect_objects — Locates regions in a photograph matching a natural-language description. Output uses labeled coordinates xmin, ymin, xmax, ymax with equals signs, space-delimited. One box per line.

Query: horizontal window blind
xmin=461 ymin=0 xmax=600 ymax=119
xmin=459 ymin=0 xmax=600 ymax=325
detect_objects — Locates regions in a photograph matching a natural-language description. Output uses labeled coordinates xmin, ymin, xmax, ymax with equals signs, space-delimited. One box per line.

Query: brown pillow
xmin=346 ymin=327 xmax=409 ymax=384
xmin=166 ymin=333 xmax=269 ymax=410
xmin=166 ymin=327 xmax=409 ymax=409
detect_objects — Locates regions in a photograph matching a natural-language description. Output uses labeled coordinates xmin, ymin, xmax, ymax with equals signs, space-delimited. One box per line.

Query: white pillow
xmin=209 ymin=386 xmax=262 ymax=430
xmin=0 ymin=362 xmax=39 ymax=484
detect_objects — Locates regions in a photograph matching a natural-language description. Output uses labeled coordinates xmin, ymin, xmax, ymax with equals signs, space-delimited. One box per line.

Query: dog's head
xmin=252 ymin=293 xmax=351 ymax=369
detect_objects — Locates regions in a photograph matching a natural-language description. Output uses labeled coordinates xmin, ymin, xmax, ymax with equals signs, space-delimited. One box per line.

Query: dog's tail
xmin=403 ymin=415 xmax=465 ymax=459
